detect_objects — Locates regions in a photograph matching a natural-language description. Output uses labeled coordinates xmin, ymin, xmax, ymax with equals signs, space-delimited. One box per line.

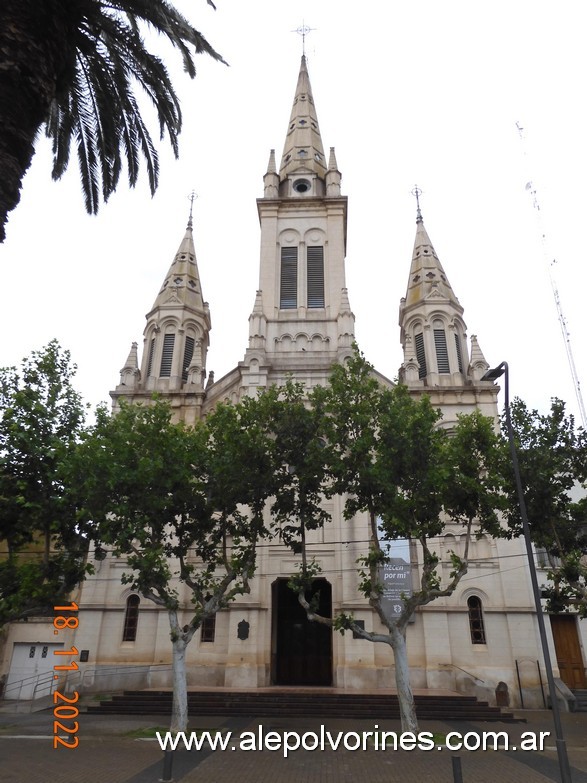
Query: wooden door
xmin=550 ymin=615 xmax=586 ymax=689
xmin=272 ymin=578 xmax=332 ymax=686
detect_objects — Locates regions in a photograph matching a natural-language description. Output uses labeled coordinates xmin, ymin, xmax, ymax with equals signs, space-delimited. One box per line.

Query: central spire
xmin=247 ymin=52 xmax=352 ymax=386
xmin=279 ymin=55 xmax=327 ymax=182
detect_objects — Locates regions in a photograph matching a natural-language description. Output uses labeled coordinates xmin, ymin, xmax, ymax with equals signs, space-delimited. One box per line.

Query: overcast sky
xmin=1 ymin=1 xmax=586 ymax=426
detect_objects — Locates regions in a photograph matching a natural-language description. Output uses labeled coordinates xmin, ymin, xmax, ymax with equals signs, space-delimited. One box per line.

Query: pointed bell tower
xmin=279 ymin=54 xmax=328 ymax=194
xmin=241 ymin=55 xmax=354 ymax=391
xmin=111 ymin=207 xmax=211 ymax=424
xmin=399 ymin=200 xmax=469 ymax=387
xmin=398 ymin=195 xmax=498 ymax=421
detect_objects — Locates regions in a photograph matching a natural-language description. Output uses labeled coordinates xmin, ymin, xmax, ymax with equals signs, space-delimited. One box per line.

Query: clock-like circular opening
xmin=293 ymin=179 xmax=311 ymax=193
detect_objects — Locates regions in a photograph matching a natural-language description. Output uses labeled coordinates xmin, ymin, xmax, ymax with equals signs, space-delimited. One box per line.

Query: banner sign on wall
xmin=376 ymin=523 xmax=414 ymax=623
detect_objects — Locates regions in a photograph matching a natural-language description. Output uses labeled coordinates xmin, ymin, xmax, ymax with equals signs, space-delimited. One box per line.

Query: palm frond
xmin=43 ymin=0 xmax=223 ymax=215
xmin=71 ymin=71 xmax=100 ymax=214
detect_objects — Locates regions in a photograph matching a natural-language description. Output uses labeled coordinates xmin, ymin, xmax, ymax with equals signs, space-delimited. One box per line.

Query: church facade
xmin=2 ymin=56 xmax=585 ymax=708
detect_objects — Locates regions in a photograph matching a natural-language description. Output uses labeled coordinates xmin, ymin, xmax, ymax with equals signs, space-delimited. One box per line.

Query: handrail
xmin=439 ymin=663 xmax=485 ymax=684
xmin=79 ymin=662 xmax=172 ymax=688
xmin=3 ymin=662 xmax=173 ymax=705
xmin=3 ymin=670 xmax=55 ymax=701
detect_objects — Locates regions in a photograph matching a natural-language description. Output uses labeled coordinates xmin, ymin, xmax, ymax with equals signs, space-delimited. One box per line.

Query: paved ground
xmin=0 ymin=707 xmax=586 ymax=783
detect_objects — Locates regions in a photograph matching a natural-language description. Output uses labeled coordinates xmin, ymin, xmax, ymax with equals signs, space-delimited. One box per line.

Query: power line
xmin=516 ymin=121 xmax=587 ymax=428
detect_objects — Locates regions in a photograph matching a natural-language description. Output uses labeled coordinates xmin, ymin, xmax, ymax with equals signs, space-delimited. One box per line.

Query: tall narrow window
xmin=467 ymin=596 xmax=486 ymax=644
xmin=454 ymin=333 xmax=464 ymax=373
xmin=146 ymin=338 xmax=155 ymax=377
xmin=159 ymin=334 xmax=175 ymax=377
xmin=280 ymin=247 xmax=298 ymax=309
xmin=307 ymin=246 xmax=325 ymax=308
xmin=123 ymin=595 xmax=140 ymax=642
xmin=434 ymin=327 xmax=450 ymax=373
xmin=182 ymin=336 xmax=195 ymax=381
xmin=201 ymin=615 xmax=216 ymax=643
xmin=415 ymin=333 xmax=427 ymax=379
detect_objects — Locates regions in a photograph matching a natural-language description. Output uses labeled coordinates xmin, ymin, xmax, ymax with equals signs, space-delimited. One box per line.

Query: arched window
xmin=159 ymin=333 xmax=175 ymax=377
xmin=307 ymin=246 xmax=325 ymax=308
xmin=146 ymin=337 xmax=156 ymax=376
xmin=454 ymin=333 xmax=464 ymax=373
xmin=443 ymin=533 xmax=458 ymax=561
xmin=433 ymin=319 xmax=450 ymax=374
xmin=467 ymin=596 xmax=486 ymax=644
xmin=414 ymin=331 xmax=427 ymax=378
xmin=474 ymin=535 xmax=491 ymax=561
xmin=280 ymin=247 xmax=298 ymax=309
xmin=200 ymin=594 xmax=217 ymax=642
xmin=182 ymin=335 xmax=195 ymax=381
xmin=122 ymin=595 xmax=140 ymax=642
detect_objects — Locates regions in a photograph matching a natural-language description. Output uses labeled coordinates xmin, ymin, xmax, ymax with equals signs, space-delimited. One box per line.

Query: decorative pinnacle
xmin=292 ymin=21 xmax=315 ymax=56
xmin=187 ymin=190 xmax=198 ymax=229
xmin=411 ymin=185 xmax=423 ymax=222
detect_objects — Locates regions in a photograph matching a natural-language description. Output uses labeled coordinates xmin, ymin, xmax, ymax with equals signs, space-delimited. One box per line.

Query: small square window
xmin=352 ymin=620 xmax=366 ymax=640
xmin=201 ymin=616 xmax=216 ymax=643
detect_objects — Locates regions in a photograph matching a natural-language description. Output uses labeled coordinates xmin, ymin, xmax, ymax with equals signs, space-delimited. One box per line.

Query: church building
xmin=2 ymin=56 xmax=585 ymax=708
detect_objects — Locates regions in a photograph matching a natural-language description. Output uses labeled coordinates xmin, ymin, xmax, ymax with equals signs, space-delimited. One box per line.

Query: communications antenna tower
xmin=516 ymin=122 xmax=587 ymax=429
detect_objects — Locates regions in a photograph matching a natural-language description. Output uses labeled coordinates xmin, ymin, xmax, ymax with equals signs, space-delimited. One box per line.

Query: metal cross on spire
xmin=411 ymin=185 xmax=423 ymax=221
xmin=187 ymin=190 xmax=198 ymax=229
xmin=292 ymin=21 xmax=315 ymax=56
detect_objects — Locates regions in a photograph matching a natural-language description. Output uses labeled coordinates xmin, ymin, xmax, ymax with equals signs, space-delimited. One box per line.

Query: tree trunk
xmin=169 ymin=611 xmax=189 ymax=734
xmin=389 ymin=623 xmax=418 ymax=733
xmin=0 ymin=1 xmax=77 ymax=241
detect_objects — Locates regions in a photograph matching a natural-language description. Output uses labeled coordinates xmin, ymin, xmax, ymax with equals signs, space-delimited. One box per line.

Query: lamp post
xmin=482 ymin=361 xmax=572 ymax=783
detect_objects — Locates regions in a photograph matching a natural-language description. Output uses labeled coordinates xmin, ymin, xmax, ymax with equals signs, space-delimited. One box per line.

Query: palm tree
xmin=0 ymin=0 xmax=224 ymax=242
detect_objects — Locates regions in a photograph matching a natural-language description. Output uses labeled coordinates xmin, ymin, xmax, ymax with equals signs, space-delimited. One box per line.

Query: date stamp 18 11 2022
xmin=52 ymin=602 xmax=80 ymax=749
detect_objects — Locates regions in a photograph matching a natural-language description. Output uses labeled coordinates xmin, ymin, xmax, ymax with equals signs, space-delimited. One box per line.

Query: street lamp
xmin=482 ymin=361 xmax=572 ymax=783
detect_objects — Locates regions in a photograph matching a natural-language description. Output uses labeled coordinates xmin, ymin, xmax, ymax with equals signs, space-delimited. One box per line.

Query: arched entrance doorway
xmin=271 ymin=578 xmax=332 ymax=686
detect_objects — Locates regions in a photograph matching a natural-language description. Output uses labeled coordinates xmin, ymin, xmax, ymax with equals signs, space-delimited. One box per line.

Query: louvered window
xmin=454 ymin=333 xmax=464 ymax=373
xmin=415 ymin=333 xmax=427 ymax=379
xmin=307 ymin=246 xmax=325 ymax=308
xmin=182 ymin=336 xmax=195 ymax=381
xmin=146 ymin=338 xmax=155 ymax=377
xmin=280 ymin=247 xmax=298 ymax=309
xmin=434 ymin=329 xmax=450 ymax=373
xmin=159 ymin=334 xmax=175 ymax=377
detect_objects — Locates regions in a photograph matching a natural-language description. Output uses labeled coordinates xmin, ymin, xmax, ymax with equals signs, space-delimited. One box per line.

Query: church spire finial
xmin=292 ymin=22 xmax=315 ymax=56
xmin=279 ymin=46 xmax=327 ymax=181
xmin=187 ymin=190 xmax=197 ymax=229
xmin=411 ymin=185 xmax=423 ymax=223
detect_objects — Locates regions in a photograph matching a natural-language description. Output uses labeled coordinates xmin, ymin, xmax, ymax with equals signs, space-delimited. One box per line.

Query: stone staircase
xmin=87 ymin=689 xmax=518 ymax=722
xmin=571 ymin=689 xmax=587 ymax=712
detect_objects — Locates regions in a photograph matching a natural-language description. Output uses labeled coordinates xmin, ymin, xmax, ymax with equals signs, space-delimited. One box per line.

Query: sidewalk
xmin=0 ymin=708 xmax=586 ymax=783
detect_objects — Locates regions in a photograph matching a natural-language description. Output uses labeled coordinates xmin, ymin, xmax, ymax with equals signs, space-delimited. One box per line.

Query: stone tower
xmin=111 ymin=213 xmax=211 ymax=424
xmin=398 ymin=204 xmax=498 ymax=423
xmin=235 ymin=55 xmax=356 ymax=397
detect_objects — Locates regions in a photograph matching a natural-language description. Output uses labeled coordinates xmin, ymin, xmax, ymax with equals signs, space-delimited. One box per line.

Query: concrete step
xmin=86 ymin=690 xmax=518 ymax=722
xmin=571 ymin=689 xmax=587 ymax=712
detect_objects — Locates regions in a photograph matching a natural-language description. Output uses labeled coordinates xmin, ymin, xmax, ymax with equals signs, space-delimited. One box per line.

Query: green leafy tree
xmin=263 ymin=380 xmax=331 ymax=566
xmin=500 ymin=397 xmax=587 ymax=616
xmin=0 ymin=341 xmax=89 ymax=624
xmin=0 ymin=0 xmax=224 ymax=241
xmin=288 ymin=351 xmax=503 ymax=732
xmin=75 ymin=395 xmax=277 ymax=732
